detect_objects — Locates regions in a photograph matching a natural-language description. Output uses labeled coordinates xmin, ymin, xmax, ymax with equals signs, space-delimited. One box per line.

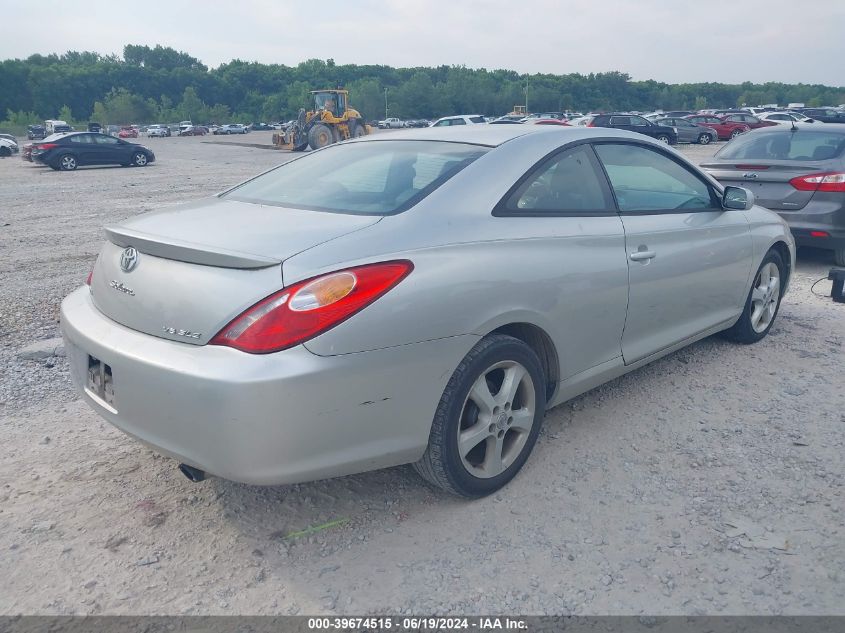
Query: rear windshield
xmin=223 ymin=140 xmax=488 ymax=215
xmin=716 ymin=130 xmax=845 ymax=162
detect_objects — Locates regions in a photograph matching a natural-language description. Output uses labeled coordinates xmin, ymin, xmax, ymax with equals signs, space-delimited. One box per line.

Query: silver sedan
xmin=61 ymin=126 xmax=795 ymax=497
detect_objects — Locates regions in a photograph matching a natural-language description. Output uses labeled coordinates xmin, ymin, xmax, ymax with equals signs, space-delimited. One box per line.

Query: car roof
xmin=358 ymin=124 xmax=652 ymax=147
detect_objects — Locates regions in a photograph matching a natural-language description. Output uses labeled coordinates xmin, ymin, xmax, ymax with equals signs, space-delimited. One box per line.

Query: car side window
xmin=450 ymin=118 xmax=467 ymax=126
xmin=502 ymin=144 xmax=612 ymax=214
xmin=630 ymin=116 xmax=650 ymax=126
xmin=594 ymin=143 xmax=718 ymax=212
xmin=432 ymin=120 xmax=449 ymax=127
xmin=69 ymin=134 xmax=94 ymax=144
xmin=609 ymin=116 xmax=631 ymax=125
xmin=95 ymin=135 xmax=119 ymax=144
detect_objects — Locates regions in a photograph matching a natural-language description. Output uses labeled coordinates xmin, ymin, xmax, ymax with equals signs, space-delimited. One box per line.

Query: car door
xmin=92 ymin=133 xmax=126 ymax=164
xmin=495 ymin=142 xmax=629 ymax=380
xmin=677 ymin=119 xmax=701 ymax=142
xmin=592 ymin=141 xmax=753 ymax=364
xmin=67 ymin=134 xmax=98 ymax=164
xmin=608 ymin=115 xmax=636 ymax=134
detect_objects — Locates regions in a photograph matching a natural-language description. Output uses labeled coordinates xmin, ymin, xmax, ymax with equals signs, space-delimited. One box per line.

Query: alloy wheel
xmin=60 ymin=155 xmax=77 ymax=170
xmin=750 ymin=262 xmax=780 ymax=333
xmin=457 ymin=360 xmax=536 ymax=479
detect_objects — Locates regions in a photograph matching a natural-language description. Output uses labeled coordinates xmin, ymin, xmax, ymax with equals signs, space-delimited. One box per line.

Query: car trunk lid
xmin=701 ymin=159 xmax=830 ymax=211
xmin=90 ymin=197 xmax=381 ymax=345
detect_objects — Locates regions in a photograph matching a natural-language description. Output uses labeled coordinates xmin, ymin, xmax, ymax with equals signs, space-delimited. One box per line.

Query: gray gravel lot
xmin=0 ymin=132 xmax=843 ymax=616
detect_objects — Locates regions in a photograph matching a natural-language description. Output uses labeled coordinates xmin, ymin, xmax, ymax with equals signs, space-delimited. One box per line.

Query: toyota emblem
xmin=119 ymin=247 xmax=139 ymax=273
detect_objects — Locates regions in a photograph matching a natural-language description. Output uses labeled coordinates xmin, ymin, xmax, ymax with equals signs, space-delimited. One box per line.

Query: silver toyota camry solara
xmin=61 ymin=125 xmax=795 ymax=497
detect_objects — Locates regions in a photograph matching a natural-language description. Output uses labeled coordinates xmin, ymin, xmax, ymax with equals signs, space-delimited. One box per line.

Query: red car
xmin=180 ymin=125 xmax=208 ymax=136
xmin=118 ymin=127 xmax=138 ymax=139
xmin=530 ymin=119 xmax=571 ymax=126
xmin=718 ymin=113 xmax=778 ymax=131
xmin=684 ymin=115 xmax=750 ymax=141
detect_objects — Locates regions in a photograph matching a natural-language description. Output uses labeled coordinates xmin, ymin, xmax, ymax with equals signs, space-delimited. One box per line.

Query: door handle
xmin=629 ymin=250 xmax=656 ymax=261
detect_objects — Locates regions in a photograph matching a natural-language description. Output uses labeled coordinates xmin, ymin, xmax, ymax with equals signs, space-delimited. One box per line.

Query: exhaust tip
xmin=178 ymin=463 xmax=206 ymax=483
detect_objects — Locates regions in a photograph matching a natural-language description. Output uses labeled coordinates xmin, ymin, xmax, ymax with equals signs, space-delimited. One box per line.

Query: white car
xmin=147 ymin=125 xmax=170 ymax=137
xmin=429 ymin=115 xmax=487 ymax=127
xmin=381 ymin=117 xmax=404 ymax=129
xmin=214 ymin=124 xmax=247 ymax=135
xmin=758 ymin=112 xmax=815 ymax=125
xmin=0 ymin=137 xmax=19 ymax=156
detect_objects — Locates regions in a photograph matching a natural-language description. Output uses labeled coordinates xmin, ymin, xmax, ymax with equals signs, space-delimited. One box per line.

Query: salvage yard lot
xmin=0 ymin=131 xmax=843 ymax=615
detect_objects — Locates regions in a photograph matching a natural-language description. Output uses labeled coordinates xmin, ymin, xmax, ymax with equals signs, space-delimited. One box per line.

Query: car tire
xmin=698 ymin=133 xmax=712 ymax=145
xmin=722 ymin=249 xmax=785 ymax=344
xmin=413 ymin=334 xmax=546 ymax=498
xmin=730 ymin=128 xmax=743 ymax=139
xmin=131 ymin=152 xmax=148 ymax=167
xmin=656 ymin=134 xmax=671 ymax=144
xmin=834 ymin=248 xmax=845 ymax=266
xmin=58 ymin=154 xmax=78 ymax=171
xmin=0 ymin=146 xmax=10 ymax=158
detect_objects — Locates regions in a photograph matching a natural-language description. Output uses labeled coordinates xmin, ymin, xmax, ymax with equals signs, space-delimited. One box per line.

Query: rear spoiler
xmin=104 ymin=225 xmax=281 ymax=269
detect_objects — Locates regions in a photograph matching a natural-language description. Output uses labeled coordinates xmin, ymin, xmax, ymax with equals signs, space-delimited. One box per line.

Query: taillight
xmin=789 ymin=172 xmax=845 ymax=192
xmin=210 ymin=260 xmax=414 ymax=353
xmin=37 ymin=143 xmax=59 ymax=150
xmin=810 ymin=231 xmax=830 ymax=238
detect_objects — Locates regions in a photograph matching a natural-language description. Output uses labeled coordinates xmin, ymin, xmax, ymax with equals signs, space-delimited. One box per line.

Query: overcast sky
xmin=3 ymin=0 xmax=844 ymax=86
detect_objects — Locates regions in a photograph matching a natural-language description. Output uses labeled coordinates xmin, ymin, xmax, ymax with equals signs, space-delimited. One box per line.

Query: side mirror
xmin=722 ymin=186 xmax=755 ymax=211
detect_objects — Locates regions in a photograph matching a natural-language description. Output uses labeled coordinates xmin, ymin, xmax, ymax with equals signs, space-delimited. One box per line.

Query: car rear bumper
xmin=776 ymin=200 xmax=845 ymax=251
xmin=61 ymin=287 xmax=473 ymax=485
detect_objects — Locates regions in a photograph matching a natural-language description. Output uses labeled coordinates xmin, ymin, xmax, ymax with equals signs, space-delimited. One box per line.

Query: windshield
xmin=224 ymin=140 xmax=488 ymax=215
xmin=716 ymin=130 xmax=845 ymax=161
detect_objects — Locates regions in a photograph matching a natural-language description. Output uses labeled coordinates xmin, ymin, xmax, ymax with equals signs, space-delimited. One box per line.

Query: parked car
xmin=566 ymin=116 xmax=594 ymax=127
xmin=719 ymin=113 xmax=778 ymax=130
xmin=118 ymin=126 xmax=139 ymax=139
xmin=45 ymin=120 xmax=72 ymax=135
xmin=179 ymin=125 xmax=208 ymax=136
xmin=27 ymin=124 xmax=46 ymax=140
xmin=758 ymin=112 xmax=815 ymax=125
xmin=0 ymin=137 xmax=19 ymax=157
xmin=146 ymin=124 xmax=170 ymax=138
xmin=522 ymin=112 xmax=566 ymax=121
xmin=654 ymin=117 xmax=717 ymax=144
xmin=588 ymin=113 xmax=678 ymax=144
xmin=60 ymin=125 xmax=794 ymax=497
xmin=429 ymin=115 xmax=487 ymax=127
xmin=702 ymin=124 xmax=845 ymax=265
xmin=796 ymin=108 xmax=845 ymax=124
xmin=250 ymin=123 xmax=274 ymax=131
xmin=684 ymin=114 xmax=750 ymax=140
xmin=0 ymin=133 xmax=17 ymax=144
xmin=31 ymin=131 xmax=155 ymax=171
xmin=214 ymin=124 xmax=247 ymax=135
xmin=526 ymin=119 xmax=571 ymax=126
xmin=88 ymin=122 xmax=102 ymax=133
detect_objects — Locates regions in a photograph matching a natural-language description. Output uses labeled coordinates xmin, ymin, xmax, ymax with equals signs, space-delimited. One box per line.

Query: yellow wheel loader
xmin=273 ymin=89 xmax=370 ymax=151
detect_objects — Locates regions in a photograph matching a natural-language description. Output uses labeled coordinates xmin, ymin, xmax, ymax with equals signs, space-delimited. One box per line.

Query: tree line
xmin=1 ymin=44 xmax=843 ymax=130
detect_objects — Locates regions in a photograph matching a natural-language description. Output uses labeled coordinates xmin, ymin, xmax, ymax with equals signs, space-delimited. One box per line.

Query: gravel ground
xmin=1 ymin=132 xmax=843 ymax=616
